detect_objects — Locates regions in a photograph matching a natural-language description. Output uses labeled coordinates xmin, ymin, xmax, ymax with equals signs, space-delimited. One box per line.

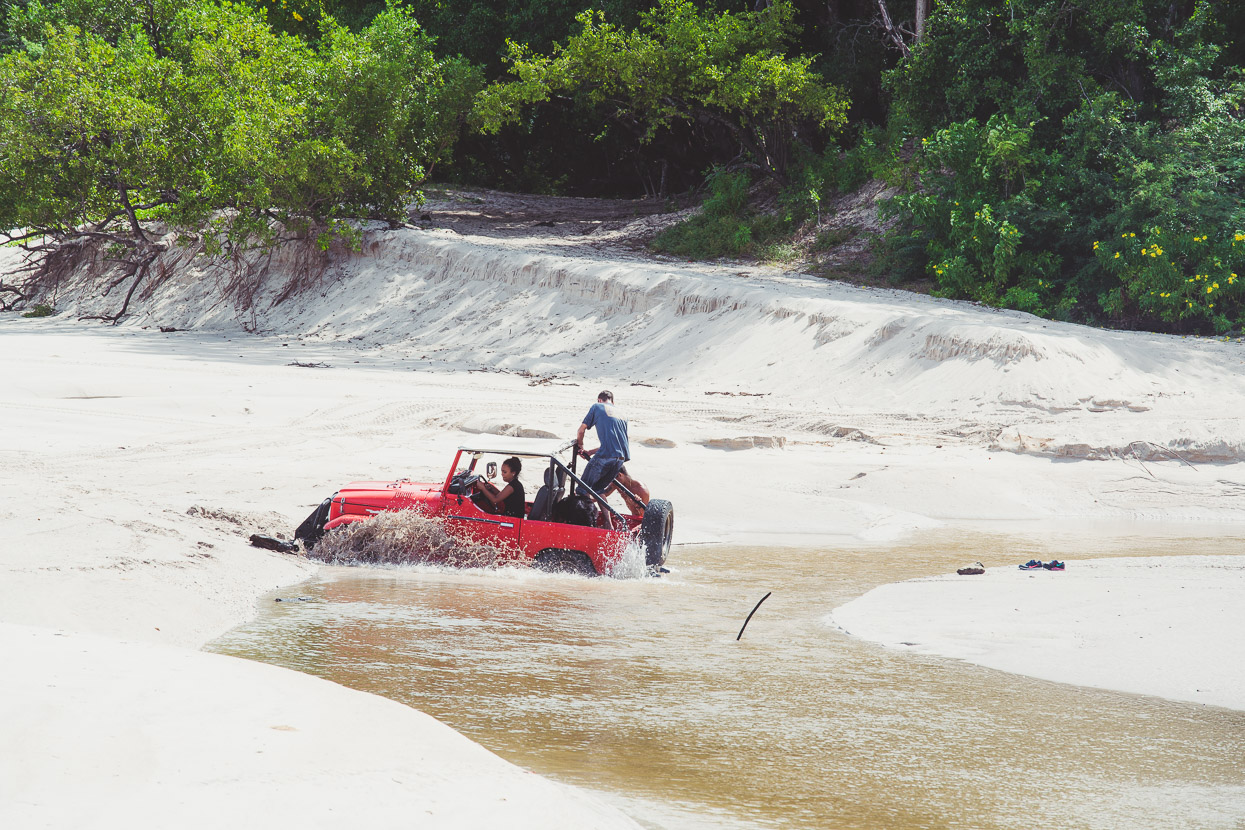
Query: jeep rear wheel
xmin=640 ymin=499 xmax=674 ymax=567
xmin=533 ymin=549 xmax=597 ymax=576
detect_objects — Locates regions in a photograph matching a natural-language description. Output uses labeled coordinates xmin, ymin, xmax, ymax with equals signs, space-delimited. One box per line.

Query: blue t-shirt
xmin=583 ymin=402 xmax=630 ymax=461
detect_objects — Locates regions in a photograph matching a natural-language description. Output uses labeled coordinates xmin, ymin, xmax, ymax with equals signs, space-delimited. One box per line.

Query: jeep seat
xmin=527 ymin=464 xmax=565 ymax=522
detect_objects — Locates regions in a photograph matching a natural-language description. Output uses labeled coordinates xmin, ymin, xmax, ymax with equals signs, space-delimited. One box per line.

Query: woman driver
xmin=473 ymin=456 xmax=526 ymax=518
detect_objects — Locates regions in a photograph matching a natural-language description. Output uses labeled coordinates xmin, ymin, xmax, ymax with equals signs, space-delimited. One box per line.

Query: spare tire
xmin=640 ymin=499 xmax=674 ymax=567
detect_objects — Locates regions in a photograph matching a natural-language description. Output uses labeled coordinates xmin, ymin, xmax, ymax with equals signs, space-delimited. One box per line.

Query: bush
xmin=878 ymin=0 xmax=1245 ymax=331
xmin=474 ymin=0 xmax=848 ymax=181
xmin=651 ymin=170 xmax=792 ymax=260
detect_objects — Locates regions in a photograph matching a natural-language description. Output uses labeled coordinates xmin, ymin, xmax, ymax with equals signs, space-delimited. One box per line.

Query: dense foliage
xmin=2 ymin=0 xmax=1243 ymax=334
xmin=475 ymin=0 xmax=849 ymax=184
xmin=0 ymin=0 xmax=478 ymax=257
xmin=884 ymin=0 xmax=1245 ymax=331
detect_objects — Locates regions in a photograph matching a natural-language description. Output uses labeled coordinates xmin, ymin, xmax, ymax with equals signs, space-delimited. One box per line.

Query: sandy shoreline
xmin=831 ymin=555 xmax=1245 ymax=711
xmin=0 ymin=623 xmax=640 ymax=830
xmin=4 ymin=213 xmax=1245 ymax=825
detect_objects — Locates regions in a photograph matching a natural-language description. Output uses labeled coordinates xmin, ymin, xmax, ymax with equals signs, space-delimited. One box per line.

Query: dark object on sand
xmin=295 ymin=498 xmax=333 ymax=549
xmin=249 ymin=534 xmax=299 ymax=554
xmin=737 ymin=591 xmax=773 ymax=641
xmin=957 ymin=562 xmax=985 ymax=575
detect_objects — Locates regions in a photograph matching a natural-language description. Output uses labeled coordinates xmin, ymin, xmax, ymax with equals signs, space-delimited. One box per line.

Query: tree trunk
xmin=915 ymin=0 xmax=930 ymax=41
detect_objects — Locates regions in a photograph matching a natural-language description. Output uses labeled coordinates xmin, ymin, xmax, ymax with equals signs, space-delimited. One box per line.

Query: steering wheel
xmin=448 ymin=470 xmax=484 ymax=495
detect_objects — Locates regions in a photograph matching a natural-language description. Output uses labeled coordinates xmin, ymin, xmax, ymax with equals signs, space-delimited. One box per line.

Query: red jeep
xmin=297 ymin=440 xmax=673 ymax=576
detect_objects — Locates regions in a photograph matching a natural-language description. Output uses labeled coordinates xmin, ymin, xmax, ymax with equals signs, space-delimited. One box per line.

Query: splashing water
xmin=604 ymin=537 xmax=652 ymax=579
xmin=308 ymin=511 xmax=522 ymax=569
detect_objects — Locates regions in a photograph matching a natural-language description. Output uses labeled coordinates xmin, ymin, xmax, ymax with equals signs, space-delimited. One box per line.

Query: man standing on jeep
xmin=576 ymin=391 xmax=634 ymax=497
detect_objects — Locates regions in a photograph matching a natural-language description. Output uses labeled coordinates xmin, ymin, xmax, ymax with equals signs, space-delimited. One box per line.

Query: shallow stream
xmin=210 ymin=532 xmax=1245 ymax=829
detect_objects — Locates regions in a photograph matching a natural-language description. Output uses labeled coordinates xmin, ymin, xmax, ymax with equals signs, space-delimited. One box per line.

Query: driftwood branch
xmin=1 ymin=228 xmax=52 ymax=246
xmin=1126 ymin=440 xmax=1198 ymax=470
xmin=0 ymin=281 xmax=30 ymax=311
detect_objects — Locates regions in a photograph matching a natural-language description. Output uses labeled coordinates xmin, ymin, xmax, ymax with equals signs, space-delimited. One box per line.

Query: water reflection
xmin=211 ymin=532 xmax=1245 ymax=829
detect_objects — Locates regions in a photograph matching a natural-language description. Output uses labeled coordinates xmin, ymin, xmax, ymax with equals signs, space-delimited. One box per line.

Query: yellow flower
xmin=293 ymin=11 xmax=303 ymax=20
xmin=1093 ymin=241 xmax=1099 ymax=249
xmin=1206 ymin=286 xmax=1213 ymax=294
xmin=1114 ymin=252 xmax=1121 ymax=259
xmin=1129 ymin=232 xmax=1136 ymax=237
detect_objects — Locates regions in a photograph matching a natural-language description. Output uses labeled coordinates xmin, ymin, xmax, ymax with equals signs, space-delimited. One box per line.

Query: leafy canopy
xmin=0 ymin=0 xmax=480 ymax=254
xmin=881 ymin=0 xmax=1245 ymax=332
xmin=474 ymin=0 xmax=848 ymax=178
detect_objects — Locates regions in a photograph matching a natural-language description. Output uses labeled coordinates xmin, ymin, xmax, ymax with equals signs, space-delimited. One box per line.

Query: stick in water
xmin=737 ymin=592 xmax=773 ymax=640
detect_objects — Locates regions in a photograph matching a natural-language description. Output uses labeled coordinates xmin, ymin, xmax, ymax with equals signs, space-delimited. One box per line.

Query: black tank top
xmin=503 ymin=479 xmax=526 ymax=518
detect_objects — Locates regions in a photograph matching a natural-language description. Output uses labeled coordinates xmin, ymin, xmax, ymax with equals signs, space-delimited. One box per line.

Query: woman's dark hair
xmin=503 ymin=456 xmax=522 ymax=475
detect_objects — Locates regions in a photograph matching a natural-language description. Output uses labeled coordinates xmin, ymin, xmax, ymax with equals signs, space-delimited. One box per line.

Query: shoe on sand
xmin=1019 ymin=559 xmax=1044 ymax=570
xmin=1044 ymin=560 xmax=1066 ymax=571
xmin=957 ymin=562 xmax=985 ymax=575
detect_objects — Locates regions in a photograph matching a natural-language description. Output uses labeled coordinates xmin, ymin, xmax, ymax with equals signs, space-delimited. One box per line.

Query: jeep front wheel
xmin=533 ymin=549 xmax=597 ymax=576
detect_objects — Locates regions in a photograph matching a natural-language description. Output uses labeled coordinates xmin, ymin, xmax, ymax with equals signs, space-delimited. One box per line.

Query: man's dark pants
xmin=579 ymin=456 xmax=625 ymax=496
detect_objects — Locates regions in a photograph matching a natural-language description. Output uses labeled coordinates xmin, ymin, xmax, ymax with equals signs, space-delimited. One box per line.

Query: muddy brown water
xmin=210 ymin=531 xmax=1245 ymax=829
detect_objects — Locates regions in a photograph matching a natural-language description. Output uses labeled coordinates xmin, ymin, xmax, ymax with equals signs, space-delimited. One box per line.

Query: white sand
xmin=0 ymin=624 xmax=636 ymax=830
xmin=4 ymin=218 xmax=1245 ymax=825
xmin=830 ymin=556 xmax=1245 ymax=711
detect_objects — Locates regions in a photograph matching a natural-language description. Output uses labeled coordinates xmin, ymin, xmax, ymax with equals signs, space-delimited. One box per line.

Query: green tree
xmin=474 ymin=0 xmax=849 ymax=184
xmin=0 ymin=0 xmax=481 ymax=318
xmin=315 ymin=6 xmax=481 ymax=217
